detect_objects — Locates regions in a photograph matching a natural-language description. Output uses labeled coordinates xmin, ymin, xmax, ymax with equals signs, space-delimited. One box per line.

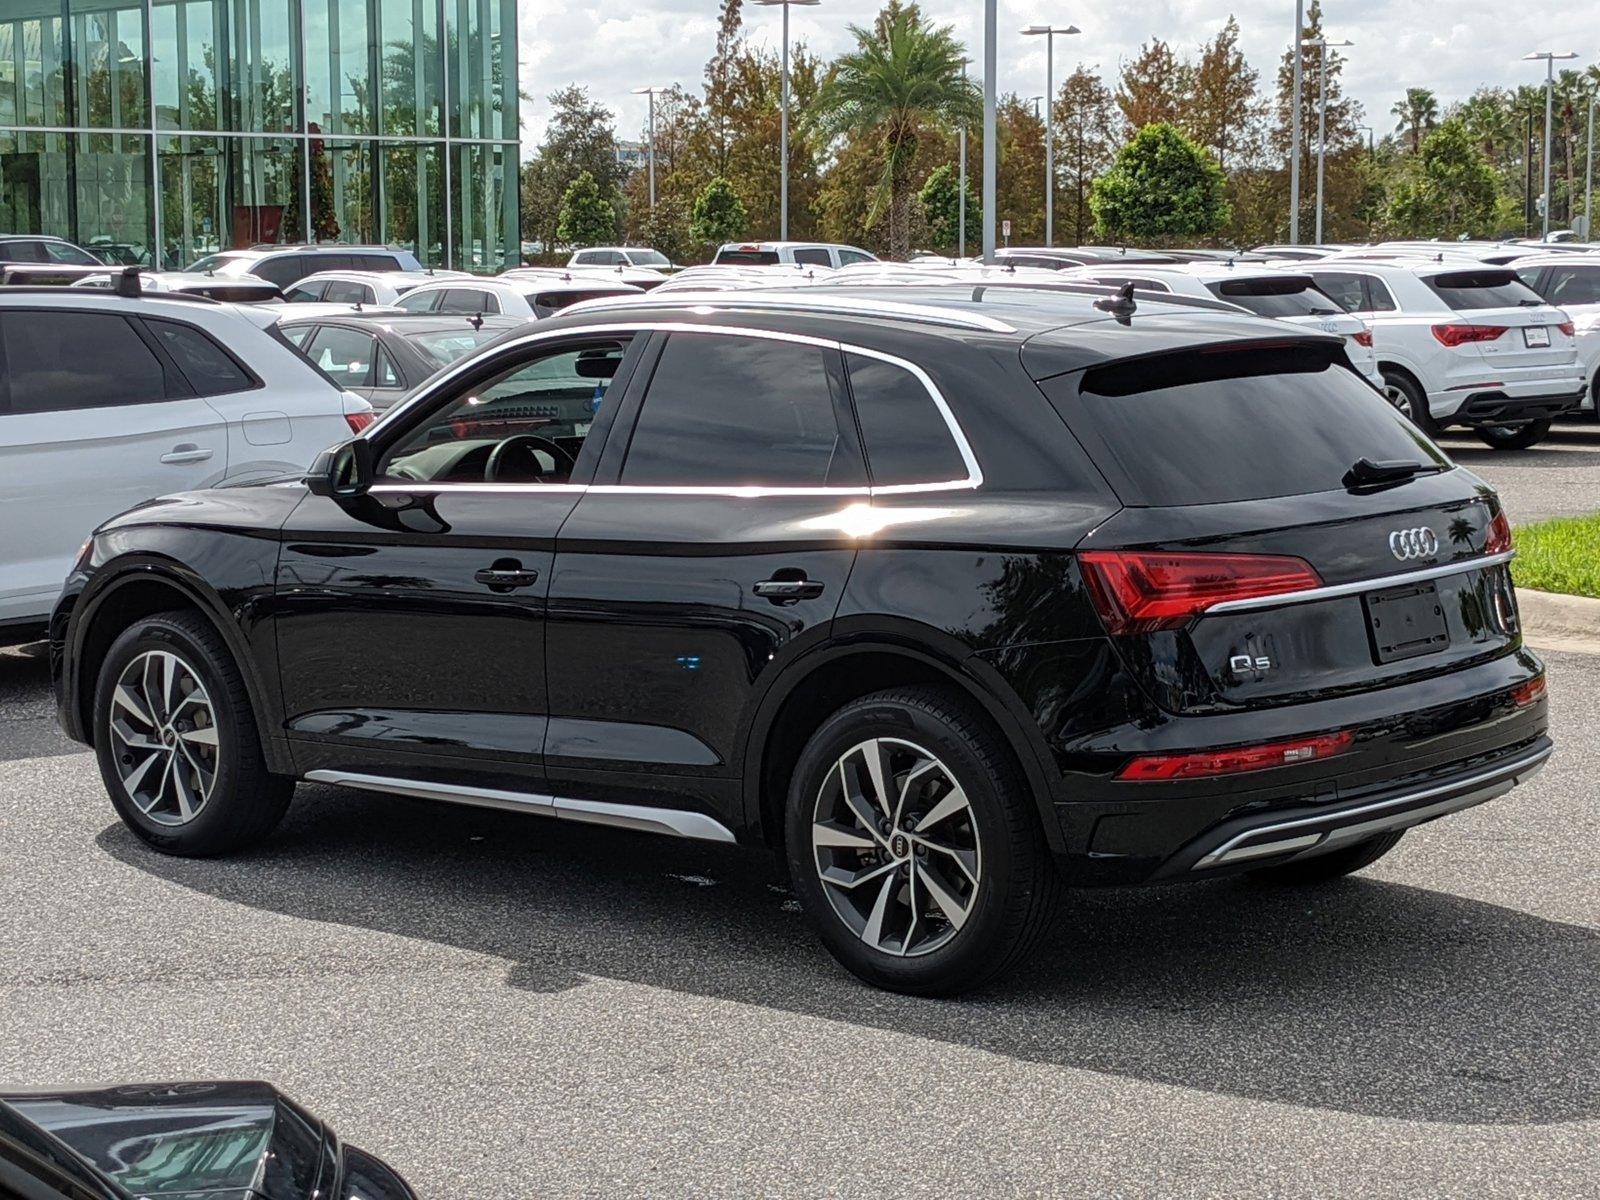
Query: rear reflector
xmin=1485 ymin=509 xmax=1513 ymax=555
xmin=1117 ymin=731 xmax=1356 ymax=781
xmin=345 ymin=411 xmax=376 ymax=435
xmin=1510 ymin=676 xmax=1546 ymax=707
xmin=1079 ymin=550 xmax=1323 ymax=635
xmin=1431 ymin=323 xmax=1507 ymax=348
xmin=1352 ymin=330 xmax=1373 ymax=347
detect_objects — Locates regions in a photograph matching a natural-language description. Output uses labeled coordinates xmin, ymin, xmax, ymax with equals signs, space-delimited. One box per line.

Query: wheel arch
xmin=739 ymin=635 xmax=1065 ymax=855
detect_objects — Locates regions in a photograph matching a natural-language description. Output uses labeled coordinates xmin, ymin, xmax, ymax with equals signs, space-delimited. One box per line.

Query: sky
xmin=515 ymin=0 xmax=1600 ymax=156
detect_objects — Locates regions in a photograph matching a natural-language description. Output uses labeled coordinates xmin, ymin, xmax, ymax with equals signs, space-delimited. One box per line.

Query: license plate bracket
xmin=1364 ymin=582 xmax=1450 ymax=664
xmin=1524 ymin=326 xmax=1551 ymax=348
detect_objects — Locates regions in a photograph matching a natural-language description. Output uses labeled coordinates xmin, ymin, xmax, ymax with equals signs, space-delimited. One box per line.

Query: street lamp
xmin=982 ymin=0 xmax=997 ymax=263
xmin=1307 ymin=36 xmax=1351 ymax=245
xmin=1585 ymin=89 xmax=1596 ymax=242
xmin=959 ymin=57 xmax=971 ymax=258
xmin=1289 ymin=0 xmax=1305 ymax=244
xmin=755 ymin=0 xmax=821 ymax=241
xmin=1524 ymin=50 xmax=1578 ymax=239
xmin=1021 ymin=23 xmax=1080 ymax=247
xmin=631 ymin=85 xmax=669 ymax=213
xmin=1355 ymin=123 xmax=1374 ymax=158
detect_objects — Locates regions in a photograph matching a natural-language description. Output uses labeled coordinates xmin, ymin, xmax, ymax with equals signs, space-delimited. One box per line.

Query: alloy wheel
xmin=108 ymin=650 xmax=220 ymax=826
xmin=811 ymin=737 xmax=981 ymax=957
xmin=1383 ymin=382 xmax=1414 ymax=418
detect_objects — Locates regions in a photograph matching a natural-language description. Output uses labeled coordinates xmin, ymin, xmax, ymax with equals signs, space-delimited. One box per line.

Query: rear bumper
xmin=1148 ymin=737 xmax=1551 ymax=878
xmin=1438 ymin=385 xmax=1587 ymax=427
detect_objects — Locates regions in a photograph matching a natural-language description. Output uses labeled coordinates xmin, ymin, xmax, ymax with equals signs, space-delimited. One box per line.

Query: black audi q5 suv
xmin=51 ymin=284 xmax=1550 ymax=995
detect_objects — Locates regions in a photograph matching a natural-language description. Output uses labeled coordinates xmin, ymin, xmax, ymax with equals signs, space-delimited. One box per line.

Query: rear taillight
xmin=1485 ymin=510 xmax=1513 ymax=555
xmin=1510 ymin=676 xmax=1546 ymax=708
xmin=1078 ymin=551 xmax=1324 ymax=635
xmin=1431 ymin=323 xmax=1507 ymax=348
xmin=345 ymin=411 xmax=376 ymax=435
xmin=1351 ymin=330 xmax=1373 ymax=347
xmin=1558 ymin=320 xmax=1575 ymax=337
xmin=1117 ymin=730 xmax=1355 ymax=781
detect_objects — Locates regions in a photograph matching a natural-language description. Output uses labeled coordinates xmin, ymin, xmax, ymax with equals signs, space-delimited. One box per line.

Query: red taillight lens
xmin=1352 ymin=330 xmax=1373 ymax=347
xmin=1485 ymin=510 xmax=1513 ymax=555
xmin=345 ymin=411 xmax=376 ymax=435
xmin=1510 ymin=676 xmax=1546 ymax=708
xmin=1558 ymin=321 xmax=1575 ymax=337
xmin=1117 ymin=731 xmax=1356 ymax=781
xmin=1431 ymin=323 xmax=1507 ymax=348
xmin=1078 ymin=551 xmax=1324 ymax=635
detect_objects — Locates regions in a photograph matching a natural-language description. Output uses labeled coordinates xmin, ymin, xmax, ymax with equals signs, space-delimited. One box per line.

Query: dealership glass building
xmin=0 ymin=0 xmax=519 ymax=270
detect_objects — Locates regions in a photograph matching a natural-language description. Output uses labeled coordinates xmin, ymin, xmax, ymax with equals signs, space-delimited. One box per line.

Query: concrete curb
xmin=1517 ymin=587 xmax=1600 ymax=656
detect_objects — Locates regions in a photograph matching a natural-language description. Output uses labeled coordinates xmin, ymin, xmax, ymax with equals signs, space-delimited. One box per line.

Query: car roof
xmin=290 ymin=311 xmax=523 ymax=332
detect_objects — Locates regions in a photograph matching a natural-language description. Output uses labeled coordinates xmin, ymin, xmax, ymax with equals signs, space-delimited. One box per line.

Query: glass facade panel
xmin=1 ymin=1 xmax=514 ymax=269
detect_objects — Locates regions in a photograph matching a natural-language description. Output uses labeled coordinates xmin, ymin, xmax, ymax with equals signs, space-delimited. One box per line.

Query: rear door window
xmin=284 ymin=281 xmax=327 ymax=302
xmin=305 ymin=326 xmax=378 ymax=388
xmin=620 ymin=333 xmax=863 ymax=487
xmin=324 ymin=280 xmax=375 ymax=304
xmin=1038 ymin=343 xmax=1445 ymax=506
xmin=845 ymin=353 xmax=968 ymax=486
xmin=0 ymin=310 xmax=171 ymax=412
xmin=793 ymin=248 xmax=832 ymax=267
xmin=1423 ymin=270 xmax=1544 ymax=310
xmin=396 ymin=289 xmax=442 ymax=313
xmin=354 ymin=253 xmax=400 ymax=271
xmin=1308 ymin=272 xmax=1366 ymax=313
xmin=144 ymin=319 xmax=255 ymax=397
xmin=251 ymin=255 xmax=306 ymax=286
xmin=1545 ymin=265 xmax=1600 ymax=307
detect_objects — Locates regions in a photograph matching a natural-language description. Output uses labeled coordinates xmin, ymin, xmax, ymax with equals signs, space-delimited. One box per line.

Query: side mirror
xmin=305 ymin=438 xmax=374 ymax=499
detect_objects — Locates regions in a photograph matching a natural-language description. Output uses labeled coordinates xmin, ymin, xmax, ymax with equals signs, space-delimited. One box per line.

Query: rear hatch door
xmin=1202 ymin=274 xmax=1379 ymax=380
xmin=1423 ymin=267 xmax=1577 ymax=369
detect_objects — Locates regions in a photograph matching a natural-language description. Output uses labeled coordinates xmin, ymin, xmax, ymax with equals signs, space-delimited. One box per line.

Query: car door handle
xmin=753 ymin=577 xmax=825 ymax=603
xmin=474 ymin=561 xmax=540 ymax=592
xmin=160 ymin=444 xmax=214 ymax=465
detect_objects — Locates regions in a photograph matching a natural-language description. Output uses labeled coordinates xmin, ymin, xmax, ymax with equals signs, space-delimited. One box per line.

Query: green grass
xmin=1512 ymin=515 xmax=1600 ymax=599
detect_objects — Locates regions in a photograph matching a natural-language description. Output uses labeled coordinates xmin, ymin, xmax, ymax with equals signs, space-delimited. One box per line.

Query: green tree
xmin=1270 ymin=0 xmax=1364 ymax=240
xmin=1186 ymin=17 xmax=1260 ymax=170
xmin=691 ymin=175 xmax=748 ymax=245
xmin=1392 ymin=87 xmax=1440 ymax=155
xmin=813 ymin=2 xmax=979 ymax=259
xmin=1090 ymin=122 xmax=1230 ymax=241
xmin=522 ymin=86 xmax=623 ymax=251
xmin=918 ymin=162 xmax=975 ymax=252
xmin=556 ymin=171 xmax=617 ymax=246
xmin=1385 ymin=119 xmax=1498 ymax=238
xmin=1054 ymin=65 xmax=1123 ymax=245
xmin=1117 ymin=39 xmax=1192 ymax=130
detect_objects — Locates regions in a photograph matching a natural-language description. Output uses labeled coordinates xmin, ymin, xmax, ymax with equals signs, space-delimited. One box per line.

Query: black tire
xmin=93 ymin=610 xmax=292 ymax=856
xmin=1476 ymin=419 xmax=1552 ymax=451
xmin=1380 ymin=369 xmax=1437 ymax=435
xmin=784 ymin=686 xmax=1060 ymax=996
xmin=1246 ymin=831 xmax=1404 ymax=885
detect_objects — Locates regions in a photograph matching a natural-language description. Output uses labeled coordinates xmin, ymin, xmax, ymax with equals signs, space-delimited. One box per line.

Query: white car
xmin=649 ymin=263 xmax=836 ymax=292
xmin=566 ymin=246 xmax=676 ymax=272
xmin=72 ymin=270 xmax=284 ymax=303
xmin=1301 ymin=259 xmax=1586 ymax=448
xmin=1514 ymin=254 xmax=1600 ymax=419
xmin=503 ymin=264 xmax=668 ymax=291
xmin=393 ymin=276 xmax=644 ymax=318
xmin=712 ymin=241 xmax=877 ymax=269
xmin=0 ymin=290 xmax=373 ymax=640
xmin=1063 ymin=262 xmax=1385 ymax=390
xmin=282 ymin=269 xmax=470 ymax=307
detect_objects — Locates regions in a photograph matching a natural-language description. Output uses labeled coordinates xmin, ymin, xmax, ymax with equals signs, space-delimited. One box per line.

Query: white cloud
xmin=516 ymin=0 xmax=1600 ymax=156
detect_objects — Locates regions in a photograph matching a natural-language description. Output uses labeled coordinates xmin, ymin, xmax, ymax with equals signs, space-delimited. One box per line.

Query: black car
xmin=50 ymin=285 xmax=1550 ymax=995
xmin=278 ymin=312 xmax=525 ymax=411
xmin=0 ymin=1080 xmax=414 ymax=1199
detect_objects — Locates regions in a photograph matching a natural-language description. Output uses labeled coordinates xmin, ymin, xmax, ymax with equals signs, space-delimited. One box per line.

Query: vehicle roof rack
xmin=562 ymin=290 xmax=1019 ymax=334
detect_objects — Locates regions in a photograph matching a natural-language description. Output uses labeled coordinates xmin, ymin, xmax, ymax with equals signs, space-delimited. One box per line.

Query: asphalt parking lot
xmin=1 ymin=426 xmax=1596 ymax=1199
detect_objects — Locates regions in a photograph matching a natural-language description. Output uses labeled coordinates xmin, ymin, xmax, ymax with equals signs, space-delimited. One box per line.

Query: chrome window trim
xmin=366 ymin=320 xmax=983 ymax=497
xmin=1204 ymin=550 xmax=1515 ymax=614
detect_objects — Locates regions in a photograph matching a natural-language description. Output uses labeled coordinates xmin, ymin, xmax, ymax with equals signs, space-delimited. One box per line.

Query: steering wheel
xmin=484 ymin=434 xmax=575 ymax=483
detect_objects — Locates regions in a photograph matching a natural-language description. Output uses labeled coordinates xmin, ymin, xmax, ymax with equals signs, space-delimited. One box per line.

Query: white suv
xmin=1302 ymin=259 xmax=1586 ymax=448
xmin=712 ymin=241 xmax=877 ymax=269
xmin=567 ymin=246 xmax=675 ymax=271
xmin=1063 ymin=262 xmax=1384 ymax=389
xmin=1514 ymin=254 xmax=1600 ymax=420
xmin=0 ymin=290 xmax=372 ymax=641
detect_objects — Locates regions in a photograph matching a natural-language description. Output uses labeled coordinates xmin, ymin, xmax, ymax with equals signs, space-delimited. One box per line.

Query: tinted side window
xmin=1362 ymin=275 xmax=1398 ymax=312
xmin=355 ymin=254 xmax=399 ymax=271
xmin=251 ymin=255 xmax=306 ymax=286
xmin=324 ymin=280 xmax=374 ymax=304
xmin=284 ymin=281 xmax=326 ymax=302
xmin=839 ymin=250 xmax=874 ymax=265
xmin=2 ymin=311 xmax=170 ymax=412
xmin=622 ymin=333 xmax=863 ymax=487
xmin=846 ymin=354 xmax=967 ymax=486
xmin=793 ymin=247 xmax=832 ymax=266
xmin=145 ymin=319 xmax=254 ymax=397
xmin=1309 ymin=273 xmax=1366 ymax=313
xmin=1547 ymin=266 xmax=1600 ymax=307
xmin=573 ymin=251 xmax=599 ymax=264
xmin=396 ymin=289 xmax=441 ymax=313
xmin=305 ymin=326 xmax=378 ymax=388
xmin=438 ymin=288 xmax=497 ymax=314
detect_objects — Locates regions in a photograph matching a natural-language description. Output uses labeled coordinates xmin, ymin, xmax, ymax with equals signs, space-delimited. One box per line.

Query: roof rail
xmin=561 ymin=290 xmax=1018 ymax=333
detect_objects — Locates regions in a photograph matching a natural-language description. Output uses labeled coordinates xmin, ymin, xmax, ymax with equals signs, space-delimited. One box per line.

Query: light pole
xmin=1289 ymin=0 xmax=1304 ymax=243
xmin=1525 ymin=50 xmax=1578 ymax=239
xmin=1022 ymin=23 xmax=1080 ymax=247
xmin=982 ymin=0 xmax=997 ymax=263
xmin=1308 ymin=37 xmax=1351 ymax=245
xmin=1355 ymin=123 xmax=1374 ymax=159
xmin=1585 ymin=90 xmax=1595 ymax=240
xmin=630 ymin=85 xmax=668 ymax=213
xmin=756 ymin=0 xmax=820 ymax=241
xmin=958 ymin=58 xmax=971 ymax=258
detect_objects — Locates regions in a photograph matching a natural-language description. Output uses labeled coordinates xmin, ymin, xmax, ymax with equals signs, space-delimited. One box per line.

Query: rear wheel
xmin=1246 ymin=831 xmax=1404 ymax=885
xmin=1381 ymin=370 xmax=1436 ymax=435
xmin=93 ymin=611 xmax=292 ymax=856
xmin=784 ymin=687 xmax=1060 ymax=996
xmin=1476 ymin=419 xmax=1552 ymax=451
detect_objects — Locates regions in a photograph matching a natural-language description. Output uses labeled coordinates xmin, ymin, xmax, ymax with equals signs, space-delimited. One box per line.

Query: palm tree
xmin=814 ymin=2 xmax=978 ymax=259
xmin=1392 ymin=87 xmax=1440 ymax=154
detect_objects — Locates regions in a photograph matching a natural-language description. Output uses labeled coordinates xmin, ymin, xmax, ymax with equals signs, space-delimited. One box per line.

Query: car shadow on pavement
xmin=1439 ymin=425 xmax=1600 ymax=470
xmin=97 ymin=783 xmax=1599 ymax=1128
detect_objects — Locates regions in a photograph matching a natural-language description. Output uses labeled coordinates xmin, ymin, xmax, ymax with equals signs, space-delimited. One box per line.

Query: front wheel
xmin=1476 ymin=419 xmax=1552 ymax=451
xmin=784 ymin=687 xmax=1060 ymax=996
xmin=93 ymin=611 xmax=293 ymax=856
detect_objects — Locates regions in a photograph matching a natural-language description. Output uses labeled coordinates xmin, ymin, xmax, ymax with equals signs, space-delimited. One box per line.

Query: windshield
xmin=629 ymin=250 xmax=671 ymax=266
xmin=1204 ymin=277 xmax=1341 ymax=317
xmin=410 ymin=328 xmax=505 ymax=365
xmin=716 ymin=249 xmax=780 ymax=265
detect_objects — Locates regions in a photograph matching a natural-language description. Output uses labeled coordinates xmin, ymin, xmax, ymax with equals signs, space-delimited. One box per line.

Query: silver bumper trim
xmin=1204 ymin=550 xmax=1515 ymax=615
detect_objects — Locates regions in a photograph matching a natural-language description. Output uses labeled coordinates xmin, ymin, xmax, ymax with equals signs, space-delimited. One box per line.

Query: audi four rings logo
xmin=1388 ymin=527 xmax=1439 ymax=560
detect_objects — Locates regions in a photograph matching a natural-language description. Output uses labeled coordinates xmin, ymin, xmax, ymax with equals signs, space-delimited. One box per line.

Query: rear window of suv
xmin=1204 ymin=276 xmax=1341 ymax=317
xmin=1038 ymin=343 xmax=1445 ymax=507
xmin=716 ymin=249 xmax=781 ymax=265
xmin=1423 ymin=270 xmax=1544 ymax=311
